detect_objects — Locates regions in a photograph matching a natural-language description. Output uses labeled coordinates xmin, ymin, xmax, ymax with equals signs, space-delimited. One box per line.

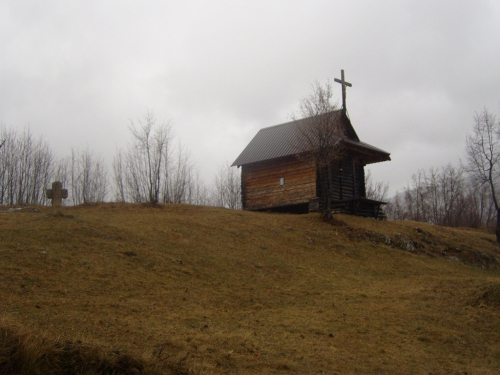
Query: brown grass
xmin=1 ymin=203 xmax=500 ymax=374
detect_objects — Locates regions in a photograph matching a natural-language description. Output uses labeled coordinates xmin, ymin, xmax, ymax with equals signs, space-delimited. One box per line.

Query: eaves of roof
xmin=232 ymin=111 xmax=390 ymax=166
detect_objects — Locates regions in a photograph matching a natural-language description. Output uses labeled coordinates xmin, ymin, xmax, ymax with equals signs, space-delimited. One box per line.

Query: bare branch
xmin=291 ymin=80 xmax=340 ymax=219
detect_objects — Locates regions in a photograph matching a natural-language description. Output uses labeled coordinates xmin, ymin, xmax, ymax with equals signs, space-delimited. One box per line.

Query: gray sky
xmin=1 ymin=0 xmax=500 ymax=195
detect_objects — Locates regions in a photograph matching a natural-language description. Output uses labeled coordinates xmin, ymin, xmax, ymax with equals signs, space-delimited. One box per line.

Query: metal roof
xmin=343 ymin=139 xmax=392 ymax=155
xmin=232 ymin=111 xmax=391 ymax=166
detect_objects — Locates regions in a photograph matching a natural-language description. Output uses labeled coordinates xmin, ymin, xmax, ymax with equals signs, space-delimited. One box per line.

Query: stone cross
xmin=334 ymin=69 xmax=352 ymax=111
xmin=46 ymin=181 xmax=68 ymax=207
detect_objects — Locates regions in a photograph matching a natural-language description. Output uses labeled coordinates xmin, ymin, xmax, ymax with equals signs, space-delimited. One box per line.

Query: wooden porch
xmin=330 ymin=197 xmax=387 ymax=219
xmin=309 ymin=197 xmax=387 ymax=219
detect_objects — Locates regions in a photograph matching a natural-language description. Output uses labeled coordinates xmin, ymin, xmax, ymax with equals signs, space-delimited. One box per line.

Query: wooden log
xmin=243 ymin=155 xmax=317 ymax=210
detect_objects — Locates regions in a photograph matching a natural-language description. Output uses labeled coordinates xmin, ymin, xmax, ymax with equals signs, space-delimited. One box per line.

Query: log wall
xmin=317 ymin=158 xmax=366 ymax=205
xmin=242 ymin=156 xmax=316 ymax=210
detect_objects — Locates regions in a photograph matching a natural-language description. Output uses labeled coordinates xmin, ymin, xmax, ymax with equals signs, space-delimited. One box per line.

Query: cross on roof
xmin=334 ymin=69 xmax=352 ymax=111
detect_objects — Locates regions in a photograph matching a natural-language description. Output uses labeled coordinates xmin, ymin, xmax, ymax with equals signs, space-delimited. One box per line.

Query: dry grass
xmin=1 ymin=203 xmax=500 ymax=374
xmin=0 ymin=316 xmax=147 ymax=375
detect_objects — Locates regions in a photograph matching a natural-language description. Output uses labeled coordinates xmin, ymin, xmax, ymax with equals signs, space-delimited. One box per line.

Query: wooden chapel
xmin=232 ymin=70 xmax=391 ymax=218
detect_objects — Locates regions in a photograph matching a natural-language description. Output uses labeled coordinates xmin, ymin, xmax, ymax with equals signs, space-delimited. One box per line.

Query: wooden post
xmin=339 ymin=159 xmax=343 ymax=200
xmin=352 ymin=159 xmax=356 ymax=198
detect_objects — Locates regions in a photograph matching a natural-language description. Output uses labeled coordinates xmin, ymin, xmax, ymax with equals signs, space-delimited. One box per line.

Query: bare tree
xmin=112 ymin=111 xmax=212 ymax=206
xmin=53 ymin=156 xmax=70 ymax=192
xmin=164 ymin=143 xmax=193 ymax=204
xmin=0 ymin=126 xmax=54 ymax=205
xmin=464 ymin=108 xmax=500 ymax=242
xmin=291 ymin=80 xmax=341 ymax=219
xmin=438 ymin=164 xmax=465 ymax=226
xmin=385 ymin=191 xmax=408 ymax=221
xmin=112 ymin=149 xmax=126 ymax=202
xmin=128 ymin=111 xmax=172 ymax=204
xmin=365 ymin=169 xmax=389 ymax=202
xmin=187 ymin=170 xmax=211 ymax=206
xmin=386 ymin=163 xmax=498 ymax=230
xmin=113 ymin=111 xmax=173 ymax=203
xmin=213 ymin=162 xmax=242 ymax=209
xmin=68 ymin=147 xmax=108 ymax=205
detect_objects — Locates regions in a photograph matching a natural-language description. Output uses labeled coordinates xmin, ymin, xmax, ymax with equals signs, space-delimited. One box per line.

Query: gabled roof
xmin=232 ymin=110 xmax=390 ymax=167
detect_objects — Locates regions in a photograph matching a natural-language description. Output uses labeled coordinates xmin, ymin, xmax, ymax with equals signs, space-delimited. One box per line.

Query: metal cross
xmin=334 ymin=69 xmax=352 ymax=110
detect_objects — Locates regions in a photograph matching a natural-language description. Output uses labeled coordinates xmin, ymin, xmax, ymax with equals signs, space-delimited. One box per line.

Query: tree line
xmin=386 ymin=164 xmax=495 ymax=228
xmin=3 ymin=106 xmax=500 ymax=240
xmin=0 ymin=112 xmax=241 ymax=209
xmin=386 ymin=108 xmax=500 ymax=241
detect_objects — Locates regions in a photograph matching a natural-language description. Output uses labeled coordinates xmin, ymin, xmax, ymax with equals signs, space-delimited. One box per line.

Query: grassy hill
xmin=1 ymin=203 xmax=500 ymax=374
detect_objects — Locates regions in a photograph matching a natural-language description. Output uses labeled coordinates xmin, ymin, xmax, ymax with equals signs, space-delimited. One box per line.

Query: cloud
xmin=1 ymin=0 xmax=500 ymax=195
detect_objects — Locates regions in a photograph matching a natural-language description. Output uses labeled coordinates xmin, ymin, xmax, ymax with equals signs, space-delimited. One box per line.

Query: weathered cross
xmin=334 ymin=69 xmax=352 ymax=111
xmin=46 ymin=181 xmax=68 ymax=207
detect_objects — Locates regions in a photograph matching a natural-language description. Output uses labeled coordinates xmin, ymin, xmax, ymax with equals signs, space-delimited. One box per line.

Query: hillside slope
xmin=1 ymin=203 xmax=500 ymax=374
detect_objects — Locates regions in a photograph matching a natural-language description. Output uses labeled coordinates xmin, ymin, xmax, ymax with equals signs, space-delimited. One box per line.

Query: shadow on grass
xmin=0 ymin=323 xmax=152 ymax=375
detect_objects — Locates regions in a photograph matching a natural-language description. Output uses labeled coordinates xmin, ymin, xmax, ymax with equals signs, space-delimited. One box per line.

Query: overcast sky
xmin=1 ymin=0 xmax=500 ymax=196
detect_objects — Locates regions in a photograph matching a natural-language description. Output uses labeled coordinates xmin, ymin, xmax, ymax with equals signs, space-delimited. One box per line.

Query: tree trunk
xmin=322 ymin=162 xmax=333 ymax=221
